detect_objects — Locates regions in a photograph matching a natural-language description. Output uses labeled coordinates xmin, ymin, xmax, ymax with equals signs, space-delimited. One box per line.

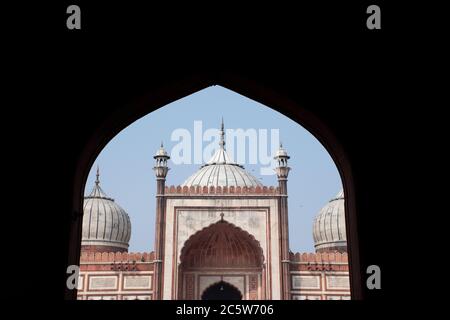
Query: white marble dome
xmin=313 ymin=189 xmax=347 ymax=253
xmin=182 ymin=160 xmax=263 ymax=188
xmin=82 ymin=171 xmax=131 ymax=252
xmin=182 ymin=121 xmax=262 ymax=188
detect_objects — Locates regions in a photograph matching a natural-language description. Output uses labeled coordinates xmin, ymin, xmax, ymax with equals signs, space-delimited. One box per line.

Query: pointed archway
xmin=201 ymin=281 xmax=242 ymax=300
xmin=179 ymin=220 xmax=264 ymax=300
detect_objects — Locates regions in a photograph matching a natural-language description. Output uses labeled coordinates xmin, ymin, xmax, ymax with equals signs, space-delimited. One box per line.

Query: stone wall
xmin=77 ymin=251 xmax=155 ymax=300
xmin=77 ymin=251 xmax=350 ymax=300
xmin=289 ymin=252 xmax=350 ymax=300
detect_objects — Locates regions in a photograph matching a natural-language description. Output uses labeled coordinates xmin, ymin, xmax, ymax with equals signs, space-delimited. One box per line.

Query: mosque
xmin=77 ymin=122 xmax=350 ymax=300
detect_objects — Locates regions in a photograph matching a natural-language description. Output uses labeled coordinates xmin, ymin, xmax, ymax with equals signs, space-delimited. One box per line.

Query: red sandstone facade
xmin=77 ymin=251 xmax=349 ymax=300
xmin=78 ymin=132 xmax=350 ymax=300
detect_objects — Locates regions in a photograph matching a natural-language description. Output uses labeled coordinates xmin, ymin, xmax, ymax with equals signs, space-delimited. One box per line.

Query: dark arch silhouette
xmin=201 ymin=281 xmax=242 ymax=300
xmin=67 ymin=73 xmax=361 ymax=299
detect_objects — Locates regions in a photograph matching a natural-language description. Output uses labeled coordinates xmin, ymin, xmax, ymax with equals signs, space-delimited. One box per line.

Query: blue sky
xmin=85 ymin=86 xmax=342 ymax=253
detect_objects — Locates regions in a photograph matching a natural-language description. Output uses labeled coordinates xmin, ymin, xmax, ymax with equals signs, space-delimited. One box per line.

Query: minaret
xmin=274 ymin=143 xmax=291 ymax=300
xmin=152 ymin=142 xmax=170 ymax=300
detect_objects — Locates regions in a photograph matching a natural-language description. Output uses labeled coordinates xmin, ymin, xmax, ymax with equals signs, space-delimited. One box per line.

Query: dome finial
xmin=160 ymin=141 xmax=164 ymax=148
xmin=95 ymin=165 xmax=100 ymax=185
xmin=219 ymin=117 xmax=225 ymax=149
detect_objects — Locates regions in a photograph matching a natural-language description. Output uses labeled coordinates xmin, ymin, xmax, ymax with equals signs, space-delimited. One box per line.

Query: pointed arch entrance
xmin=179 ymin=220 xmax=265 ymax=300
xmin=201 ymin=281 xmax=243 ymax=300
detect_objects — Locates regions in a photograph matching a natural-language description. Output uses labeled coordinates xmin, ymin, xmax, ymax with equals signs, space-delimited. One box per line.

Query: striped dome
xmin=312 ymin=190 xmax=347 ymax=253
xmin=82 ymin=170 xmax=131 ymax=252
xmin=181 ymin=120 xmax=262 ymax=188
xmin=182 ymin=161 xmax=263 ymax=188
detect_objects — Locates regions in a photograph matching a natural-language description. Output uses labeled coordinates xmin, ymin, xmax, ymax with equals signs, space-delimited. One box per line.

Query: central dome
xmin=182 ymin=120 xmax=262 ymax=188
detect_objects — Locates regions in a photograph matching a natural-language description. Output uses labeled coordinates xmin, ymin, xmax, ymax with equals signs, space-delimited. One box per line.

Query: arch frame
xmin=179 ymin=219 xmax=265 ymax=269
xmin=178 ymin=219 xmax=265 ymax=300
xmin=67 ymin=71 xmax=362 ymax=300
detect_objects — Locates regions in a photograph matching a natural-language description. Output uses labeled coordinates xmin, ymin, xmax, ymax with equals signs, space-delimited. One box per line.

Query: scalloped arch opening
xmin=180 ymin=220 xmax=264 ymax=270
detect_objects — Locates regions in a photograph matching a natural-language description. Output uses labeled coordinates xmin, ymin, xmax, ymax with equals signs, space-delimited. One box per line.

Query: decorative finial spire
xmin=219 ymin=117 xmax=225 ymax=149
xmin=280 ymin=141 xmax=283 ymax=149
xmin=95 ymin=165 xmax=100 ymax=185
xmin=160 ymin=141 xmax=164 ymax=148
